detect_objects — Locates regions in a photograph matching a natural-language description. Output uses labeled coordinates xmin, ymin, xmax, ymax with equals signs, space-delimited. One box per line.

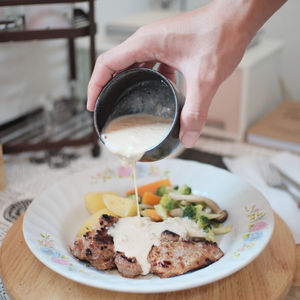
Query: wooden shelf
xmin=0 ymin=10 xmax=96 ymax=42
xmin=2 ymin=133 xmax=95 ymax=154
xmin=0 ymin=0 xmax=99 ymax=156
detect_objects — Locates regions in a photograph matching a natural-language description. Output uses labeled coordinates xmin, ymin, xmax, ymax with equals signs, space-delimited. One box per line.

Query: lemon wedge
xmin=103 ymin=194 xmax=137 ymax=217
xmin=84 ymin=192 xmax=118 ymax=215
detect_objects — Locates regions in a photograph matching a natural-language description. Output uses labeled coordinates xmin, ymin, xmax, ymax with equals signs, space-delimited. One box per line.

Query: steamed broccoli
xmin=160 ymin=194 xmax=174 ymax=211
xmin=183 ymin=204 xmax=196 ymax=220
xmin=156 ymin=185 xmax=168 ymax=197
xmin=197 ymin=216 xmax=212 ymax=232
xmin=178 ymin=184 xmax=192 ymax=195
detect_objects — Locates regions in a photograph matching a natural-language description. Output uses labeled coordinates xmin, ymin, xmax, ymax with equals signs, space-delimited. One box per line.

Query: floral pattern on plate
xmin=233 ymin=205 xmax=267 ymax=258
xmin=90 ymin=164 xmax=170 ymax=184
xmin=39 ymin=233 xmax=92 ymax=275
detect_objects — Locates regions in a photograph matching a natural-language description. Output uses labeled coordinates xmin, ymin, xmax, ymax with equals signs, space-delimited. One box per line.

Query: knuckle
xmin=184 ymin=110 xmax=208 ymax=126
xmin=194 ymin=56 xmax=222 ymax=88
xmin=198 ymin=68 xmax=220 ymax=88
xmin=135 ymin=24 xmax=150 ymax=36
xmin=96 ymin=53 xmax=106 ymax=65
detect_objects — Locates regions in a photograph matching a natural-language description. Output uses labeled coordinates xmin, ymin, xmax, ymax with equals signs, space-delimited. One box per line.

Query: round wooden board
xmin=0 ymin=213 xmax=296 ymax=300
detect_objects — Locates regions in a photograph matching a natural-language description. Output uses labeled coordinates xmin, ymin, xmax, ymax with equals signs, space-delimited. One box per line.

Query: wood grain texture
xmin=0 ymin=145 xmax=5 ymax=191
xmin=0 ymin=213 xmax=297 ymax=300
xmin=247 ymin=100 xmax=300 ymax=145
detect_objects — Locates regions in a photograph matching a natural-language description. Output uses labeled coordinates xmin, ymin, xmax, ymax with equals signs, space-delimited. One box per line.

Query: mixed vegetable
xmin=79 ymin=178 xmax=231 ymax=242
xmin=130 ymin=179 xmax=232 ymax=242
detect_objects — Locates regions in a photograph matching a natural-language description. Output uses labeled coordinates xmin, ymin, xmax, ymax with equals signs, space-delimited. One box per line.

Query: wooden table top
xmin=0 ymin=213 xmax=298 ymax=300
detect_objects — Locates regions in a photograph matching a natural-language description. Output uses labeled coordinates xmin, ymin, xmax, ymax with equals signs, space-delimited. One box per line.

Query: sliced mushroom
xmin=198 ymin=211 xmax=224 ymax=220
xmin=204 ymin=207 xmax=212 ymax=213
xmin=200 ymin=198 xmax=228 ymax=222
xmin=169 ymin=193 xmax=228 ymax=222
xmin=169 ymin=193 xmax=207 ymax=202
xmin=213 ymin=210 xmax=228 ymax=223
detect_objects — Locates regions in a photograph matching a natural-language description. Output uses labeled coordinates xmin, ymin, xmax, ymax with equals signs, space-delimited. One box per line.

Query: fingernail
xmin=181 ymin=131 xmax=199 ymax=148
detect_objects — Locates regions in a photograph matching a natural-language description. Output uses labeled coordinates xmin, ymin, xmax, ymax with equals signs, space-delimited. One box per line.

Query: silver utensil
xmin=261 ymin=163 xmax=300 ymax=208
xmin=270 ymin=164 xmax=300 ymax=192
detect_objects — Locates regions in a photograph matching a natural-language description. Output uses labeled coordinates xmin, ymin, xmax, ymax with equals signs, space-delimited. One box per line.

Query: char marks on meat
xmin=70 ymin=217 xmax=224 ymax=278
xmin=70 ymin=214 xmax=118 ymax=270
xmin=114 ymin=251 xmax=143 ymax=278
xmin=148 ymin=230 xmax=224 ymax=278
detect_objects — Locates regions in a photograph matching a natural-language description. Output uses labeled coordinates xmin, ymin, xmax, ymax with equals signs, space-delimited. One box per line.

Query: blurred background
xmin=0 ymin=0 xmax=299 ymax=157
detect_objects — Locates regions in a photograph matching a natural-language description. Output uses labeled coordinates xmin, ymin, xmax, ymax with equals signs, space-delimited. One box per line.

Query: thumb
xmin=179 ymin=76 xmax=215 ymax=148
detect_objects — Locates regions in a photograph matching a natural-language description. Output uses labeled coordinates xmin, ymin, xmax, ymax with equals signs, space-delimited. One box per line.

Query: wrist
xmin=239 ymin=0 xmax=286 ymax=36
xmin=211 ymin=0 xmax=287 ymax=45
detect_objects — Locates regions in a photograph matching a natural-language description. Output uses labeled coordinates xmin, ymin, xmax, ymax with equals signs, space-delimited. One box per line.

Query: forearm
xmin=178 ymin=0 xmax=287 ymax=84
xmin=212 ymin=0 xmax=287 ymax=44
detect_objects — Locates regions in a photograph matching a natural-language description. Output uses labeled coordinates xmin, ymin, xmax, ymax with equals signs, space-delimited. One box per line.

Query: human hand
xmin=87 ymin=0 xmax=286 ymax=148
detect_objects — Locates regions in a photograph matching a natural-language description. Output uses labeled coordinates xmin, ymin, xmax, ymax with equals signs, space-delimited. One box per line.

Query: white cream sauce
xmin=102 ymin=113 xmax=172 ymax=217
xmin=101 ymin=114 xmax=173 ymax=163
xmin=108 ymin=217 xmax=206 ymax=275
xmin=101 ymin=113 xmax=198 ymax=275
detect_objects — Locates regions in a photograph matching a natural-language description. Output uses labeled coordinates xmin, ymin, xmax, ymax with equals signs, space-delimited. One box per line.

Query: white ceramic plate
xmin=23 ymin=159 xmax=274 ymax=293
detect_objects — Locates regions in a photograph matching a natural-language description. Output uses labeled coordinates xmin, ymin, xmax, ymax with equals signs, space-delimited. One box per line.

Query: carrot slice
xmin=142 ymin=192 xmax=161 ymax=206
xmin=143 ymin=209 xmax=163 ymax=221
xmin=126 ymin=179 xmax=171 ymax=197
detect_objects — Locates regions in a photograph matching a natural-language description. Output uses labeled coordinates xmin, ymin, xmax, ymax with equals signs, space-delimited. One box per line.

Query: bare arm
xmin=87 ymin=0 xmax=286 ymax=147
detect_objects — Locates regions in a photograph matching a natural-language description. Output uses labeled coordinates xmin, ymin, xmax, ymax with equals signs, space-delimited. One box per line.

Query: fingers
xmin=87 ymin=61 xmax=114 ymax=111
xmin=157 ymin=63 xmax=177 ymax=83
xmin=179 ymin=76 xmax=216 ymax=148
xmin=136 ymin=61 xmax=156 ymax=69
xmin=87 ymin=34 xmax=156 ymax=111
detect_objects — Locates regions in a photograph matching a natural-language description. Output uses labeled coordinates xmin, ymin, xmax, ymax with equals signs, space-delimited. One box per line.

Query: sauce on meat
xmin=108 ymin=216 xmax=206 ymax=275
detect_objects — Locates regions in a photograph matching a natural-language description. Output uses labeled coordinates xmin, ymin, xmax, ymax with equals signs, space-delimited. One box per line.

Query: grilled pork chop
xmin=70 ymin=215 xmax=224 ymax=278
xmin=148 ymin=230 xmax=224 ymax=278
xmin=70 ymin=214 xmax=117 ymax=270
xmin=114 ymin=251 xmax=143 ymax=278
